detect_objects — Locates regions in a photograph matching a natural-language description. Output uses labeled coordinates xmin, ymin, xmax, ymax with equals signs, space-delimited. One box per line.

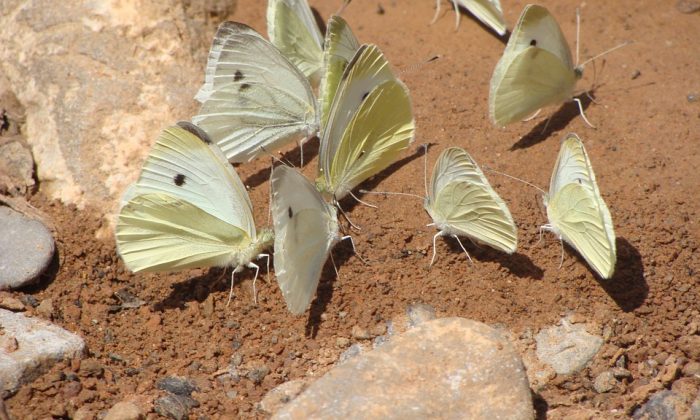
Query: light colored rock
xmin=0 ymin=309 xmax=85 ymax=394
xmin=0 ymin=206 xmax=54 ymax=290
xmin=273 ymin=317 xmax=534 ymax=420
xmin=406 ymin=302 xmax=436 ymax=327
xmin=104 ymin=401 xmax=145 ymax=420
xmin=0 ymin=136 xmax=34 ymax=196
xmin=258 ymin=380 xmax=308 ymax=415
xmin=593 ymin=371 xmax=618 ymax=393
xmin=536 ymin=318 xmax=603 ymax=375
xmin=632 ymin=390 xmax=692 ymax=420
xmin=0 ymin=0 xmax=234 ymax=211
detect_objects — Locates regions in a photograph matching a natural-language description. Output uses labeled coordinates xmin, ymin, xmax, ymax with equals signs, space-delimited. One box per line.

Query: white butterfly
xmin=489 ymin=4 xmax=592 ymax=127
xmin=432 ymin=0 xmax=507 ymax=36
xmin=270 ymin=165 xmax=341 ymax=314
xmin=193 ymin=22 xmax=319 ymax=163
xmin=543 ymin=133 xmax=616 ymax=279
xmin=425 ymin=147 xmax=517 ymax=265
xmin=116 ymin=122 xmax=273 ymax=284
xmin=316 ymin=44 xmax=416 ymax=202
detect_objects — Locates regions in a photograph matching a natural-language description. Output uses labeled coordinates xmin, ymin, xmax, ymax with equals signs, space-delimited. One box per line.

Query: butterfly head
xmin=574 ymin=66 xmax=584 ymax=80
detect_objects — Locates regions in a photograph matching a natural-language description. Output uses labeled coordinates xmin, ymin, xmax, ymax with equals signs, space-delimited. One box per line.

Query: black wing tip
xmin=176 ymin=121 xmax=213 ymax=144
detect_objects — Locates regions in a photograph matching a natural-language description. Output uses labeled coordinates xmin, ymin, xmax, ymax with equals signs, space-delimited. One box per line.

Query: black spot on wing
xmin=361 ymin=91 xmax=370 ymax=101
xmin=288 ymin=206 xmax=293 ymax=218
xmin=234 ymin=70 xmax=244 ymax=81
xmin=530 ymin=39 xmax=537 ymax=46
xmin=239 ymin=83 xmax=251 ymax=91
xmin=176 ymin=121 xmax=212 ymax=144
xmin=174 ymin=174 xmax=186 ymax=186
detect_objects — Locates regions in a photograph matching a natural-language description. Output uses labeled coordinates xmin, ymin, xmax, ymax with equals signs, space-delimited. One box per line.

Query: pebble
xmin=632 ymin=390 xmax=689 ymax=419
xmin=406 ymin=302 xmax=436 ymax=327
xmin=0 ymin=309 xmax=85 ymax=394
xmin=157 ymin=376 xmax=197 ymax=396
xmin=676 ymin=0 xmax=700 ymax=13
xmin=36 ymin=298 xmax=54 ymax=319
xmin=351 ymin=325 xmax=371 ymax=340
xmin=79 ymin=358 xmax=103 ymax=377
xmin=0 ymin=206 xmax=55 ymax=290
xmin=258 ymin=380 xmax=308 ymax=414
xmin=593 ymin=371 xmax=618 ymax=393
xmin=688 ymin=93 xmax=699 ymax=103
xmin=337 ymin=343 xmax=364 ymax=364
xmin=0 ymin=295 xmax=25 ymax=311
xmin=247 ymin=366 xmax=270 ymax=385
xmin=535 ymin=318 xmax=603 ymax=375
xmin=273 ymin=318 xmax=533 ymax=419
xmin=335 ymin=337 xmax=350 ymax=348
xmin=114 ymin=289 xmax=145 ymax=309
xmin=154 ymin=394 xmax=199 ymax=420
xmin=103 ymin=401 xmax=145 ymax=420
xmin=682 ymin=361 xmax=700 ymax=377
xmin=0 ymin=135 xmax=34 ymax=195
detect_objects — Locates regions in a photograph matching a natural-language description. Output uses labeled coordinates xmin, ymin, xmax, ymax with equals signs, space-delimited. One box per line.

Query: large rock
xmin=0 ymin=309 xmax=85 ymax=395
xmin=0 ymin=206 xmax=55 ymax=290
xmin=0 ymin=0 xmax=235 ymax=209
xmin=273 ymin=317 xmax=534 ymax=419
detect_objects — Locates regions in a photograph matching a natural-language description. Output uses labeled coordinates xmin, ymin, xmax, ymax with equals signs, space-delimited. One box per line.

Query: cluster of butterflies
xmin=115 ymin=0 xmax=618 ymax=316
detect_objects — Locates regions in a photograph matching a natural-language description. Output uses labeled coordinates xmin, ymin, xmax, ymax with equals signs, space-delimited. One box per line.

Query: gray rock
xmin=0 ymin=0 xmax=234 ymax=209
xmin=258 ymin=380 xmax=308 ymax=415
xmin=0 ymin=206 xmax=54 ymax=290
xmin=154 ymin=394 xmax=199 ymax=420
xmin=103 ymin=401 xmax=145 ymax=420
xmin=157 ymin=376 xmax=197 ymax=396
xmin=593 ymin=371 xmax=618 ymax=393
xmin=692 ymin=394 xmax=700 ymax=419
xmin=406 ymin=302 xmax=436 ymax=327
xmin=632 ymin=390 xmax=690 ymax=420
xmin=247 ymin=366 xmax=270 ymax=385
xmin=0 ymin=309 xmax=85 ymax=394
xmin=0 ymin=136 xmax=34 ymax=196
xmin=273 ymin=317 xmax=534 ymax=419
xmin=337 ymin=343 xmax=364 ymax=364
xmin=536 ymin=318 xmax=603 ymax=375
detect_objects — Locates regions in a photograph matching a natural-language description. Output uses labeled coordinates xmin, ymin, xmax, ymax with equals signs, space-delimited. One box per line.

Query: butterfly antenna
xmin=341 ymin=235 xmax=368 ymax=265
xmin=349 ymin=190 xmax=378 ymax=208
xmin=336 ymin=0 xmax=352 ymax=16
xmin=358 ymin=189 xmax=424 ymax=200
xmin=578 ymin=41 xmax=631 ymax=69
xmin=482 ymin=165 xmax=547 ymax=196
xmin=576 ymin=7 xmax=581 ymax=66
xmin=260 ymin=146 xmax=294 ymax=168
xmin=400 ymin=55 xmax=441 ymax=76
xmin=452 ymin=234 xmax=474 ymax=265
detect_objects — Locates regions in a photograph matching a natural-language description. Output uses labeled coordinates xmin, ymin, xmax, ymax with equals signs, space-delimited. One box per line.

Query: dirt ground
xmin=4 ymin=0 xmax=700 ymax=418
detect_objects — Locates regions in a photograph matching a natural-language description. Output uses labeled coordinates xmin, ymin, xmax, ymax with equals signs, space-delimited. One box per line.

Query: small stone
xmin=103 ymin=401 xmax=145 ymax=420
xmin=157 ymin=376 xmax=197 ymax=396
xmin=687 ymin=93 xmax=698 ymax=103
xmin=230 ymin=354 xmax=243 ymax=367
xmin=351 ymin=325 xmax=371 ymax=340
xmin=535 ymin=319 xmax=603 ymax=375
xmin=336 ymin=337 xmax=350 ymax=348
xmin=247 ymin=366 xmax=270 ymax=385
xmin=79 ymin=359 xmax=103 ymax=377
xmin=338 ymin=343 xmax=364 ymax=364
xmin=0 ymin=136 xmax=34 ymax=195
xmin=0 ymin=336 xmax=18 ymax=353
xmin=632 ymin=390 xmax=689 ymax=419
xmin=0 ymin=309 xmax=85 ymax=394
xmin=631 ymin=69 xmax=641 ymax=80
xmin=273 ymin=318 xmax=533 ymax=419
xmin=0 ymin=206 xmax=55 ymax=290
xmin=593 ymin=371 xmax=618 ymax=393
xmin=0 ymin=295 xmax=25 ymax=311
xmin=155 ymin=394 xmax=199 ymax=420
xmin=258 ymin=380 xmax=307 ymax=414
xmin=19 ymin=295 xmax=38 ymax=308
xmin=406 ymin=303 xmax=436 ymax=327
xmin=114 ymin=289 xmax=145 ymax=309
xmin=62 ymin=381 xmax=82 ymax=398
xmin=36 ymin=298 xmax=54 ymax=319
xmin=679 ymin=335 xmax=700 ymax=360
xmin=202 ymin=294 xmax=214 ymax=318
xmin=682 ymin=361 xmax=700 ymax=377
xmin=338 ymin=311 xmax=347 ymax=319
xmin=611 ymin=367 xmax=632 ymax=379
xmin=660 ymin=357 xmax=681 ymax=385
xmin=370 ymin=323 xmax=387 ymax=336
xmin=226 ymin=390 xmax=238 ymax=399
xmin=677 ymin=0 xmax=700 ymax=13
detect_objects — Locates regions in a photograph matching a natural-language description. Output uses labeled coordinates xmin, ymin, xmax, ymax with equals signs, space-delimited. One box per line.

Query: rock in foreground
xmin=273 ymin=317 xmax=533 ymax=419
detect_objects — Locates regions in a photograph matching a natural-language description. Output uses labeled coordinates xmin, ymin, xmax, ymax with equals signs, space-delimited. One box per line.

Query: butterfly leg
xmin=246 ymin=261 xmax=261 ymax=305
xmin=452 ymin=0 xmax=461 ymax=30
xmin=341 ymin=234 xmax=368 ymax=265
xmin=430 ymin=0 xmax=442 ymax=25
xmin=349 ymin=191 xmax=377 ymax=209
xmin=574 ymin=97 xmax=596 ymax=128
xmin=558 ymin=238 xmax=565 ymax=269
xmin=540 ymin=115 xmax=553 ymax=135
xmin=337 ymin=202 xmax=362 ymax=231
xmin=257 ymin=253 xmax=271 ymax=283
xmin=226 ymin=268 xmax=238 ymax=308
xmin=429 ymin=231 xmax=443 ymax=268
xmin=329 ymin=251 xmax=340 ymax=279
xmin=522 ymin=108 xmax=542 ymax=122
xmin=452 ymin=234 xmax=474 ymax=265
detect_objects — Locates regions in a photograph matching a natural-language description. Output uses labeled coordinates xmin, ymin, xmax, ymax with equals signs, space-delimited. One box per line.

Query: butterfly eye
xmin=173 ymin=174 xmax=186 ymax=186
xmin=530 ymin=39 xmax=537 ymax=46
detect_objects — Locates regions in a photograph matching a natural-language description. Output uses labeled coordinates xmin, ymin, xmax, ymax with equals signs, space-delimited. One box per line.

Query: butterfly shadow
xmin=595 ymin=237 xmax=647 ymax=312
xmin=241 ymin=137 xmax=320 ymax=190
xmin=305 ymin=241 xmax=356 ymax=338
xmin=509 ymin=91 xmax=596 ymax=151
xmin=15 ymin=248 xmax=61 ymax=294
xmin=441 ymin=236 xmax=544 ymax=279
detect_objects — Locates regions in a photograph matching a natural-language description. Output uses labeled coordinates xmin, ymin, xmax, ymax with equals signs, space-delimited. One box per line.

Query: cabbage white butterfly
xmin=116 ymin=122 xmax=273 ymax=282
xmin=543 ymin=133 xmax=616 ymax=279
xmin=193 ymin=22 xmax=319 ymax=163
xmin=316 ymin=44 xmax=416 ymax=201
xmin=432 ymin=0 xmax=507 ymax=36
xmin=270 ymin=166 xmax=341 ymax=314
xmin=267 ymin=0 xmax=325 ymax=86
xmin=425 ymin=147 xmax=517 ymax=265
xmin=489 ymin=4 xmax=588 ymax=127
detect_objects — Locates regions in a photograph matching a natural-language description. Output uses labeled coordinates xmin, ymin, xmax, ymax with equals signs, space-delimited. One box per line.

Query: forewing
xmin=128 ymin=122 xmax=256 ymax=237
xmin=192 ymin=22 xmax=318 ymax=163
xmin=267 ymin=0 xmax=324 ymax=85
xmin=270 ymin=166 xmax=340 ymax=315
xmin=547 ymin=183 xmax=616 ymax=278
xmin=319 ymin=15 xmax=361 ymax=129
xmin=489 ymin=47 xmax=577 ymax=126
xmin=116 ymin=194 xmax=249 ymax=272
xmin=457 ymin=0 xmax=507 ymax=35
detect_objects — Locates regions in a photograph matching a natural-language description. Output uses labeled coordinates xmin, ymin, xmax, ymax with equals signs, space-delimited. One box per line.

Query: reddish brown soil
xmin=5 ymin=0 xmax=700 ymax=418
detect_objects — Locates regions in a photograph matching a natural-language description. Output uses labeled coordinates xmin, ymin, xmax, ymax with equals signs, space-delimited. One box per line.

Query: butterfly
xmin=432 ymin=0 xmax=507 ymax=36
xmin=270 ymin=165 xmax=341 ymax=314
xmin=316 ymin=44 xmax=416 ymax=202
xmin=193 ymin=22 xmax=319 ymax=163
xmin=543 ymin=133 xmax=616 ymax=279
xmin=116 ymin=122 xmax=274 ymax=283
xmin=424 ymin=147 xmax=517 ymax=265
xmin=489 ymin=4 xmax=591 ymax=127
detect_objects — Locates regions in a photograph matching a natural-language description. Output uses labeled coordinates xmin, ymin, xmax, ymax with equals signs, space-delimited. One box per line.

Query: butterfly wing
xmin=193 ymin=22 xmax=318 ymax=163
xmin=267 ymin=0 xmax=324 ymax=86
xmin=546 ymin=134 xmax=616 ymax=278
xmin=318 ymin=44 xmax=415 ymax=200
xmin=319 ymin=15 xmax=360 ymax=129
xmin=489 ymin=4 xmax=578 ymax=127
xmin=457 ymin=0 xmax=507 ymax=36
xmin=271 ymin=166 xmax=340 ymax=314
xmin=117 ymin=194 xmax=251 ymax=272
xmin=426 ymin=147 xmax=517 ymax=253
